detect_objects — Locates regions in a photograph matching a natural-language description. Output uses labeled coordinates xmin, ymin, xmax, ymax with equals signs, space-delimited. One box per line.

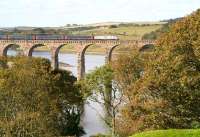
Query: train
xmin=0 ymin=35 xmax=118 ymax=40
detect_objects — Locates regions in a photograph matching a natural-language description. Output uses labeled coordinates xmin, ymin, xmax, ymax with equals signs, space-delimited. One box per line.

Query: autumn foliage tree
xmin=114 ymin=9 xmax=200 ymax=136
xmin=0 ymin=57 xmax=84 ymax=137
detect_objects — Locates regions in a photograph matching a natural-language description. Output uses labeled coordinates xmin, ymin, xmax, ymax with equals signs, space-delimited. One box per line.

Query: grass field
xmin=72 ymin=24 xmax=163 ymax=40
xmin=130 ymin=129 xmax=200 ymax=137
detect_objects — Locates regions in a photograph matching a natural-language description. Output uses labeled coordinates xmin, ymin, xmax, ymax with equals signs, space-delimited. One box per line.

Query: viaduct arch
xmin=2 ymin=44 xmax=21 ymax=56
xmin=25 ymin=44 xmax=46 ymax=56
xmin=0 ymin=39 xmax=155 ymax=80
xmin=139 ymin=44 xmax=155 ymax=52
xmin=105 ymin=44 xmax=120 ymax=63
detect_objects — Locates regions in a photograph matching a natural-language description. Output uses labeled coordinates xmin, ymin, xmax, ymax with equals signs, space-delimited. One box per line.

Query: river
xmin=8 ymin=50 xmax=108 ymax=137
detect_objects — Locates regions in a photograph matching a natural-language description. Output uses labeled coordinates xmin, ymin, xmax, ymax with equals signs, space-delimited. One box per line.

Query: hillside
xmin=71 ymin=24 xmax=163 ymax=40
xmin=0 ymin=22 xmax=165 ymax=40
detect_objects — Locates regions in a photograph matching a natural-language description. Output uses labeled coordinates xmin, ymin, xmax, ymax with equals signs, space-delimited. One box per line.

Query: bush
xmin=109 ymin=25 xmax=118 ymax=28
xmin=191 ymin=121 xmax=200 ymax=129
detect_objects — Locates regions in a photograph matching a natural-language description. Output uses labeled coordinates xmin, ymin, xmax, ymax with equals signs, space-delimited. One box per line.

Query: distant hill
xmin=85 ymin=21 xmax=166 ymax=27
xmin=0 ymin=20 xmax=170 ymax=41
xmin=84 ymin=22 xmax=123 ymax=27
xmin=0 ymin=21 xmax=166 ymax=34
xmin=0 ymin=21 xmax=166 ymax=42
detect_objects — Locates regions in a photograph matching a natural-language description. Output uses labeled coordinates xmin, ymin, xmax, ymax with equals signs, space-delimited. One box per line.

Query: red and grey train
xmin=0 ymin=35 xmax=118 ymax=40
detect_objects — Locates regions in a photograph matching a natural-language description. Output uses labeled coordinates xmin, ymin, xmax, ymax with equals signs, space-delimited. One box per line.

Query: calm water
xmin=8 ymin=50 xmax=108 ymax=137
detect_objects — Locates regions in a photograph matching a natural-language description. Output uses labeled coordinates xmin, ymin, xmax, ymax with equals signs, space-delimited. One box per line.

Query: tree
xmin=0 ymin=57 xmax=84 ymax=137
xmin=109 ymin=25 xmax=118 ymax=29
xmin=81 ymin=65 xmax=122 ymax=137
xmin=115 ymin=9 xmax=200 ymax=136
xmin=111 ymin=51 xmax=151 ymax=136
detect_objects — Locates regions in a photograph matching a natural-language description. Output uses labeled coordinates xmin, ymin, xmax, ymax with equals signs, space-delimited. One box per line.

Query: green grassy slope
xmin=130 ymin=129 xmax=200 ymax=137
xmin=72 ymin=24 xmax=163 ymax=40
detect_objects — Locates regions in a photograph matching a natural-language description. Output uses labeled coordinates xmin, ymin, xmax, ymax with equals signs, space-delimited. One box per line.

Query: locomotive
xmin=0 ymin=35 xmax=118 ymax=40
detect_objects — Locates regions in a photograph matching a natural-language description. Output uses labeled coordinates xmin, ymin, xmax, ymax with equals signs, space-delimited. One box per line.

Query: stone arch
xmin=80 ymin=44 xmax=94 ymax=59
xmin=77 ymin=44 xmax=94 ymax=80
xmin=139 ymin=44 xmax=155 ymax=52
xmin=3 ymin=44 xmax=21 ymax=56
xmin=51 ymin=44 xmax=71 ymax=70
xmin=106 ymin=44 xmax=120 ymax=63
xmin=26 ymin=44 xmax=46 ymax=56
xmin=53 ymin=44 xmax=67 ymax=57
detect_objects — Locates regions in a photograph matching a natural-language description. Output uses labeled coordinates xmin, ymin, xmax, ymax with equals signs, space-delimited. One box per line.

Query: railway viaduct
xmin=0 ymin=39 xmax=155 ymax=80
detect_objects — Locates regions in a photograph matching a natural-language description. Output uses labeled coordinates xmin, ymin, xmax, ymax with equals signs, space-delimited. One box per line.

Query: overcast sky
xmin=0 ymin=0 xmax=200 ymax=27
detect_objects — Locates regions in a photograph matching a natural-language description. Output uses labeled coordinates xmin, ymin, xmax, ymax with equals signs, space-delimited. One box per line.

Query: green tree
xmin=81 ymin=65 xmax=122 ymax=137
